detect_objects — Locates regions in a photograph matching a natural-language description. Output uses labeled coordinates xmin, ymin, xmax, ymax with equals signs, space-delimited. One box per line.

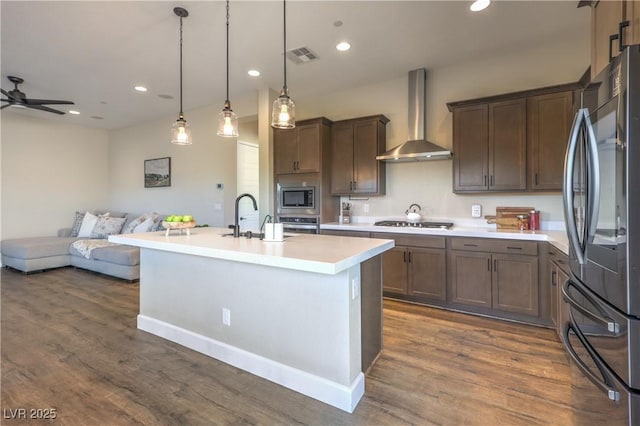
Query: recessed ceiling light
xmin=336 ymin=42 xmax=351 ymax=52
xmin=470 ymin=0 xmax=491 ymax=12
xmin=69 ymin=110 xmax=80 ymax=115
xmin=134 ymin=86 xmax=148 ymax=92
xmin=248 ymin=69 xmax=261 ymax=77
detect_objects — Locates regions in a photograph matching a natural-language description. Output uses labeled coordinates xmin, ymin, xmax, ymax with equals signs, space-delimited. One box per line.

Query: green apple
xmin=165 ymin=215 xmax=175 ymax=222
xmin=182 ymin=215 xmax=193 ymax=222
xmin=173 ymin=215 xmax=183 ymax=222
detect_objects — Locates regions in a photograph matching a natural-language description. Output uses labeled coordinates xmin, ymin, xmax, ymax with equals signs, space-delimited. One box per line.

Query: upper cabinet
xmin=448 ymin=84 xmax=579 ymax=194
xmin=273 ymin=117 xmax=332 ymax=175
xmin=527 ymin=91 xmax=574 ymax=190
xmin=590 ymin=0 xmax=640 ymax=79
xmin=330 ymin=115 xmax=389 ymax=196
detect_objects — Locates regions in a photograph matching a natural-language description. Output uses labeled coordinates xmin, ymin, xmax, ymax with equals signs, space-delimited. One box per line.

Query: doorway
xmin=236 ymin=141 xmax=260 ymax=231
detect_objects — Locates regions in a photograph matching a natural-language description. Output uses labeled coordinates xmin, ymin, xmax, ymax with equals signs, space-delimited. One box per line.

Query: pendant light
xmin=217 ymin=0 xmax=238 ymax=137
xmin=171 ymin=7 xmax=192 ymax=145
xmin=271 ymin=0 xmax=295 ymax=129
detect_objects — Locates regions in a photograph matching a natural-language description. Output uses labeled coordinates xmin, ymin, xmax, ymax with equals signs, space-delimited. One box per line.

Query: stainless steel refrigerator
xmin=562 ymin=45 xmax=640 ymax=425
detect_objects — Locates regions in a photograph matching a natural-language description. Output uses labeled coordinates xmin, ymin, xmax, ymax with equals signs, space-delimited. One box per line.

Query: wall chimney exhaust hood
xmin=376 ymin=68 xmax=452 ymax=162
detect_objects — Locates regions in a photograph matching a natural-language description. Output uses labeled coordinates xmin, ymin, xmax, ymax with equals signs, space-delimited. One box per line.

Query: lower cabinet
xmin=322 ymin=229 xmax=551 ymax=326
xmin=371 ymin=233 xmax=447 ymax=304
xmin=548 ymin=244 xmax=570 ymax=339
xmin=448 ymin=237 xmax=539 ymax=320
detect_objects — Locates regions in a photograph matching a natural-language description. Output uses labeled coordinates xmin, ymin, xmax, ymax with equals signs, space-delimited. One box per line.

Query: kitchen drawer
xmin=321 ymin=230 xmax=370 ymax=238
xmin=370 ymin=232 xmax=446 ymax=249
xmin=449 ymin=237 xmax=537 ymax=256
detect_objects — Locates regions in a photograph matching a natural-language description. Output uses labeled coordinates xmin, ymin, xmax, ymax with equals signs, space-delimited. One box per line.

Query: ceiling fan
xmin=1 ymin=76 xmax=74 ymax=115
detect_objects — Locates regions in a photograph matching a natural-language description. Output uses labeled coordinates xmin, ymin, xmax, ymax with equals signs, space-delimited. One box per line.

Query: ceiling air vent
xmin=286 ymin=47 xmax=318 ymax=64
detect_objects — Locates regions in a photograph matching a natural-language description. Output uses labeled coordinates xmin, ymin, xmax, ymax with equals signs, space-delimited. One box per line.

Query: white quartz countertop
xmin=320 ymin=222 xmax=569 ymax=255
xmin=109 ymin=227 xmax=394 ymax=275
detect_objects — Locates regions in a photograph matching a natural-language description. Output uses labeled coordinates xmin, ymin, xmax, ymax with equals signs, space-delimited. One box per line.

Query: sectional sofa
xmin=1 ymin=211 xmax=166 ymax=282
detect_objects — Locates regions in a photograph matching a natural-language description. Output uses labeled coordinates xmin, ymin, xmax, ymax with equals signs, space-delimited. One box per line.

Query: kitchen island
xmin=109 ymin=228 xmax=394 ymax=413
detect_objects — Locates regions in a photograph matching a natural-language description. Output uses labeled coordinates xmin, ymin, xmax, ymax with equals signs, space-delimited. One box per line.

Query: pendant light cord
xmin=179 ymin=14 xmax=184 ymax=116
xmin=225 ymin=0 xmax=230 ymax=105
xmin=283 ymin=0 xmax=287 ymax=93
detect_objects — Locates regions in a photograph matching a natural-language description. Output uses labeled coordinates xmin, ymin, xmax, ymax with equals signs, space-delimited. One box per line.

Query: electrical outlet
xmin=222 ymin=307 xmax=231 ymax=326
xmin=363 ymin=204 xmax=370 ymax=213
xmin=471 ymin=204 xmax=482 ymax=218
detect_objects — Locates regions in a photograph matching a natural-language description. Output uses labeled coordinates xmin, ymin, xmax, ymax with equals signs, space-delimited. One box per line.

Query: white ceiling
xmin=1 ymin=1 xmax=590 ymax=130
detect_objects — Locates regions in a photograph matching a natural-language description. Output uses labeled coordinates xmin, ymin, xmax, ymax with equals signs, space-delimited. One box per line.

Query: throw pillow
xmin=150 ymin=214 xmax=166 ymax=232
xmin=70 ymin=211 xmax=85 ymax=237
xmin=122 ymin=214 xmax=148 ymax=234
xmin=77 ymin=211 xmax=104 ymax=238
xmin=90 ymin=216 xmax=127 ymax=239
xmin=132 ymin=217 xmax=155 ymax=233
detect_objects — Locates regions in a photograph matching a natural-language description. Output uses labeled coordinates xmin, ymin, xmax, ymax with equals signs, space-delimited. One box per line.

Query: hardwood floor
xmin=1 ymin=267 xmax=617 ymax=425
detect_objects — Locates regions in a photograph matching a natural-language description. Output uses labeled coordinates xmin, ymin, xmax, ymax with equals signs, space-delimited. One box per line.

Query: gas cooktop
xmin=374 ymin=220 xmax=454 ymax=229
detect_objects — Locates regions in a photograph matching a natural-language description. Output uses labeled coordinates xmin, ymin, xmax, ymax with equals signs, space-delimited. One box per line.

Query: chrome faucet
xmin=234 ymin=193 xmax=258 ymax=238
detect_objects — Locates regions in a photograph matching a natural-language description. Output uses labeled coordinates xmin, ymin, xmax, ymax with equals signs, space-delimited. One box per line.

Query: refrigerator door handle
xmin=561 ymin=316 xmax=621 ymax=402
xmin=562 ymin=280 xmax=621 ymax=334
xmin=583 ymin=112 xmax=601 ymax=245
xmin=564 ymin=108 xmax=587 ymax=264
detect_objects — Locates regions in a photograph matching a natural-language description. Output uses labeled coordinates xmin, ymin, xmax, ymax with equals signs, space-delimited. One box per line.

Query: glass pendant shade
xmin=217 ymin=105 xmax=238 ymax=137
xmin=171 ymin=116 xmax=192 ymax=145
xmin=271 ymin=91 xmax=296 ymax=129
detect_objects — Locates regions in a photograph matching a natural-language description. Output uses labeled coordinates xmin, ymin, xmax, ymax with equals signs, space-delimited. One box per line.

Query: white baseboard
xmin=137 ymin=315 xmax=364 ymax=413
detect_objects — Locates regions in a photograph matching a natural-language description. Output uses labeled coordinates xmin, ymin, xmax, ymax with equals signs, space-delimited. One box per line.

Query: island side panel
xmin=360 ymin=254 xmax=383 ymax=373
xmin=138 ymin=248 xmax=362 ymax=388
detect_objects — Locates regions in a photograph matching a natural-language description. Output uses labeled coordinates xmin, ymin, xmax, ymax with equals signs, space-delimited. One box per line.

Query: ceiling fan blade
xmin=26 ymin=104 xmax=65 ymax=115
xmin=1 ymin=89 xmax=11 ymax=98
xmin=1 ymin=104 xmax=12 ymax=110
xmin=25 ymin=98 xmax=74 ymax=105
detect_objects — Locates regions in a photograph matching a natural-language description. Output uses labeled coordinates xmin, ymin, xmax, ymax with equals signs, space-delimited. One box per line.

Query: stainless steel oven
xmin=277 ymin=216 xmax=319 ymax=234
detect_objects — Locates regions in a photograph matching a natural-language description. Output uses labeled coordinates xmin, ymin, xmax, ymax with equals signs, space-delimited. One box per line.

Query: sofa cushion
xmin=1 ymin=236 xmax=82 ymax=260
xmin=90 ymin=216 xmax=126 ymax=239
xmin=90 ymin=245 xmax=140 ymax=266
xmin=70 ymin=211 xmax=85 ymax=237
xmin=77 ymin=212 xmax=104 ymax=237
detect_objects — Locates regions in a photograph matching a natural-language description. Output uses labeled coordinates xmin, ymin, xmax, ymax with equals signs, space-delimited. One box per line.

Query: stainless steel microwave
xmin=277 ymin=184 xmax=317 ymax=215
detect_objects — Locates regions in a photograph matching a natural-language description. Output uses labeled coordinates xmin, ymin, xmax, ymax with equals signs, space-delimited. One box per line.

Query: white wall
xmin=296 ymin=31 xmax=590 ymax=224
xmin=0 ymin=112 xmax=110 ymax=239
xmin=107 ymin=94 xmax=257 ymax=228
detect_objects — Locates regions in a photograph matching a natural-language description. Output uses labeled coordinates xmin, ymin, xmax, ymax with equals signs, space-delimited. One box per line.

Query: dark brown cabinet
xmin=330 ymin=115 xmax=388 ymax=196
xmin=448 ymin=84 xmax=579 ymax=193
xmin=527 ymin=91 xmax=574 ymax=190
xmin=274 ymin=118 xmax=331 ymax=175
xmin=452 ymin=99 xmax=526 ymax=192
xmin=448 ymin=237 xmax=539 ymax=318
xmin=547 ymin=244 xmax=570 ymax=339
xmin=371 ymin=233 xmax=446 ymax=303
xmin=489 ymin=99 xmax=527 ymax=191
xmin=589 ymin=0 xmax=640 ymax=80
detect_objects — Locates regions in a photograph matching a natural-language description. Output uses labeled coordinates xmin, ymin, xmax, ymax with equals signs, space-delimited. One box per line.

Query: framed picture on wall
xmin=144 ymin=157 xmax=171 ymax=188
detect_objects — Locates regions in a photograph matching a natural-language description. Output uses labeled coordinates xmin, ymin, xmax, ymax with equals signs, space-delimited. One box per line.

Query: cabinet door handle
xmin=463 ymin=243 xmax=478 ymax=247
xmin=349 ymin=181 xmax=353 ymax=191
xmin=487 ymin=258 xmax=491 ymax=271
xmin=493 ymin=259 xmax=497 ymax=272
xmin=408 ymin=252 xmax=412 ymax=263
xmin=506 ymin=246 xmax=523 ymax=250
xmin=490 ymin=175 xmax=494 ymax=187
xmin=535 ymin=173 xmax=539 ymax=186
xmin=353 ymin=181 xmax=357 ymax=190
xmin=403 ymin=251 xmax=407 ymax=263
xmin=552 ymin=270 xmax=557 ymax=287
xmin=484 ymin=175 xmax=487 ymax=187
xmin=609 ymin=33 xmax=620 ymax=63
xmin=619 ymin=20 xmax=630 ymax=52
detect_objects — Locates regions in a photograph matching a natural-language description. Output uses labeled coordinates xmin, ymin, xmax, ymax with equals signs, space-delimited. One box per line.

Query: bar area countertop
xmin=109 ymin=227 xmax=394 ymax=274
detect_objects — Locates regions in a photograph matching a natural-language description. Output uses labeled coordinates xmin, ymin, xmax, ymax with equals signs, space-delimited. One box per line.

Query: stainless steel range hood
xmin=376 ymin=68 xmax=452 ymax=162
